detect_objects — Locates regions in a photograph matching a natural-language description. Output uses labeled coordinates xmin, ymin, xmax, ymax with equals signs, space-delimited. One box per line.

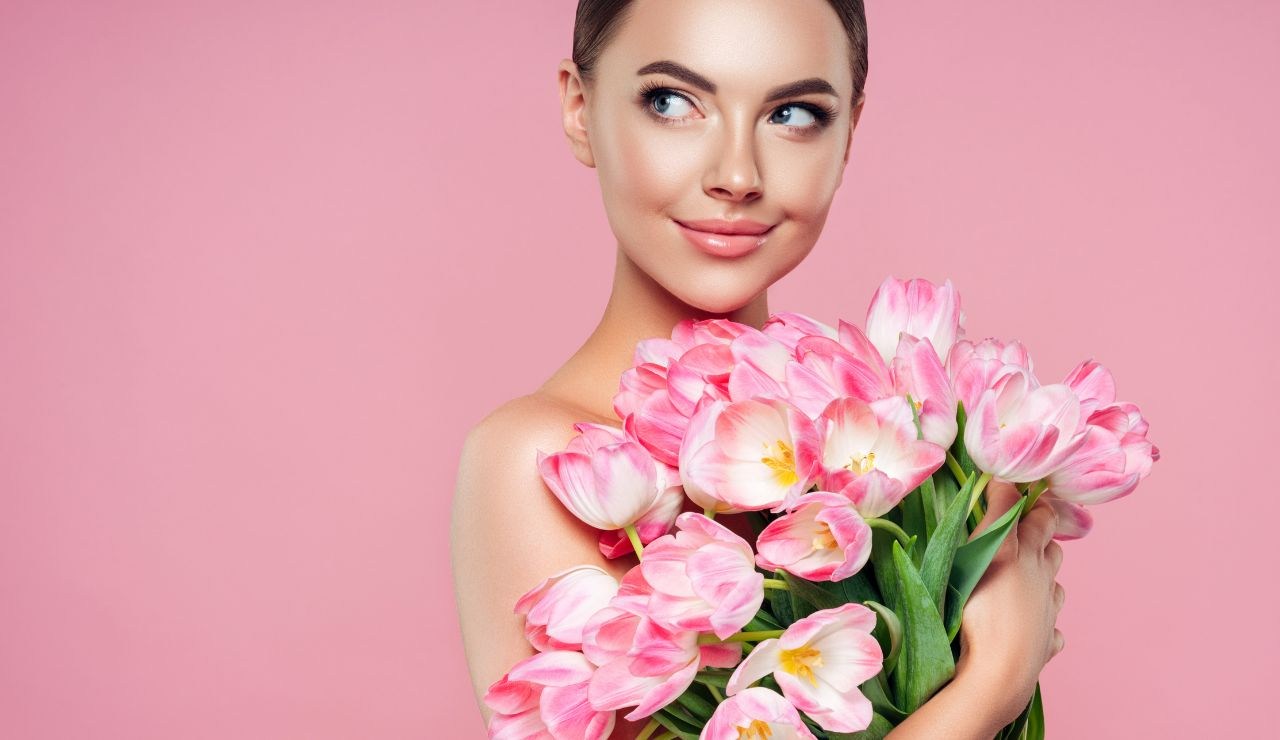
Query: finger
xmin=971 ymin=478 xmax=1020 ymax=540
xmin=1018 ymin=496 xmax=1058 ymax=552
xmin=1044 ymin=540 xmax=1063 ymax=574
xmin=1053 ymin=581 xmax=1065 ymax=613
xmin=1050 ymin=628 xmax=1065 ymax=659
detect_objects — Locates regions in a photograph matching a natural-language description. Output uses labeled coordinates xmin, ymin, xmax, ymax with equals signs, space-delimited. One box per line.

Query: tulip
xmin=583 ymin=567 xmax=741 ymax=721
xmin=726 ymin=603 xmax=884 ymax=734
xmin=818 ymin=396 xmax=946 ymax=518
xmin=515 ymin=565 xmax=620 ymax=652
xmin=865 ymin=276 xmax=965 ymax=365
xmin=597 ymin=484 xmax=685 ymax=559
xmin=890 ymin=333 xmax=959 ymax=448
xmin=536 ymin=422 xmax=676 ymax=540
xmin=1062 ymin=358 xmax=1117 ymax=418
xmin=948 ymin=337 xmax=1036 ymax=414
xmin=700 ymin=686 xmax=818 ymax=740
xmin=755 ymin=491 xmax=873 ymax=581
xmin=483 ymin=650 xmax=615 ymax=740
xmin=639 ymin=512 xmax=764 ymax=639
xmin=963 ymin=370 xmax=1088 ymax=482
xmin=761 ymin=310 xmax=839 ymax=353
xmin=680 ymin=397 xmax=822 ymax=513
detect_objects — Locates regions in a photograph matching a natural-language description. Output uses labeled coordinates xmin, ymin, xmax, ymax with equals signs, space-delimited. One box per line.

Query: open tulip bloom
xmin=487 ymin=276 xmax=1158 ymax=740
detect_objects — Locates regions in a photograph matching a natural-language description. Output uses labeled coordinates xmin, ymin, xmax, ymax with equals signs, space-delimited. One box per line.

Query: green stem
xmin=967 ymin=471 xmax=994 ymax=517
xmin=703 ymin=507 xmax=717 ymax=519
xmin=623 ymin=524 xmax=644 ymax=561
xmin=698 ymin=629 xmax=785 ymax=645
xmin=762 ymin=578 xmax=790 ymax=592
xmin=865 ymin=517 xmax=912 ymax=548
xmin=1024 ymin=479 xmax=1049 ymax=511
xmin=652 ymin=732 xmax=676 ymax=740
xmin=634 ymin=718 xmax=661 ymax=740
xmin=946 ymin=451 xmax=970 ymax=483
xmin=706 ymin=683 xmax=724 ymax=702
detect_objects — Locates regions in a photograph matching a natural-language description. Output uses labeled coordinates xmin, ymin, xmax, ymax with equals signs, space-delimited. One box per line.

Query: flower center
xmin=736 ymin=719 xmax=774 ymax=739
xmin=778 ymin=645 xmax=824 ymax=686
xmin=760 ymin=440 xmax=798 ymax=487
xmin=812 ymin=521 xmax=837 ymax=550
xmin=846 ymin=450 xmax=876 ymax=475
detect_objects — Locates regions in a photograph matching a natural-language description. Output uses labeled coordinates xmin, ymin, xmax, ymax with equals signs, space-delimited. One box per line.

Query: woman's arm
xmin=887 ymin=480 xmax=1066 ymax=739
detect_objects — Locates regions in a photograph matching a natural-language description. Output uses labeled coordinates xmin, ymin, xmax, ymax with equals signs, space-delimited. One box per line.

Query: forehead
xmin=599 ymin=0 xmax=852 ymax=98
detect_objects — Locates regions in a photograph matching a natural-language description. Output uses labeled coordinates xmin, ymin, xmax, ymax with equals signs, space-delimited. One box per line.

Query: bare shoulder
xmin=450 ymin=392 xmax=630 ymax=722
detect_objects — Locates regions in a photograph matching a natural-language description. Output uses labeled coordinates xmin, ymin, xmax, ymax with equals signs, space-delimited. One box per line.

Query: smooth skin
xmin=450 ymin=1 xmax=1064 ymax=737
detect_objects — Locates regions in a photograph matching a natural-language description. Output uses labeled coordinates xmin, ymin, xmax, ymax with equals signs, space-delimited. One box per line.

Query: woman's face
xmin=559 ymin=0 xmax=863 ymax=314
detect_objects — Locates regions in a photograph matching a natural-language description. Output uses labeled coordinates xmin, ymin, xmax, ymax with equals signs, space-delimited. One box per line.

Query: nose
xmin=703 ymin=117 xmax=762 ymax=203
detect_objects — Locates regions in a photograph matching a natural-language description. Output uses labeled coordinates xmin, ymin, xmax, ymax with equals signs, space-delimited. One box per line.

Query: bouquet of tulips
xmin=482 ymin=277 xmax=1158 ymax=740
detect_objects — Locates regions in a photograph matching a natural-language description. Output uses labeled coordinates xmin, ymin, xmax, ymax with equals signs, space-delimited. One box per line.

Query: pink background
xmin=2 ymin=1 xmax=1276 ymax=737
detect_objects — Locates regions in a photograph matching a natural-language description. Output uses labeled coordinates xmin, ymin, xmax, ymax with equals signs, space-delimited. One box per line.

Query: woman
xmin=451 ymin=1 xmax=1065 ymax=737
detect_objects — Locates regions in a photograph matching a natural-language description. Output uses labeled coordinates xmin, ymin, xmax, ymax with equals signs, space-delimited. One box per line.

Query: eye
xmin=769 ymin=104 xmax=818 ymax=128
xmin=646 ymin=89 xmax=696 ymax=119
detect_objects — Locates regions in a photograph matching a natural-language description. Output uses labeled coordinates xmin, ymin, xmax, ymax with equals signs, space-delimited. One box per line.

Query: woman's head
xmin=558 ymin=0 xmax=868 ymax=314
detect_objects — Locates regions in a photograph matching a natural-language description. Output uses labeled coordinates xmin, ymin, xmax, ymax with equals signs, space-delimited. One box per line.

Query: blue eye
xmin=770 ymin=104 xmax=818 ymax=127
xmin=649 ymin=90 xmax=696 ymax=118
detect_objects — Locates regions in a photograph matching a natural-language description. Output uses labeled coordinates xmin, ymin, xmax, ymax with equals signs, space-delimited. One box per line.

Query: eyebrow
xmin=635 ymin=60 xmax=839 ymax=102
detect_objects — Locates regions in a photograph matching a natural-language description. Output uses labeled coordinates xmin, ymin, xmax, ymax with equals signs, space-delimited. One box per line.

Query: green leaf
xmin=783 ymin=572 xmax=847 ymax=612
xmin=951 ymin=401 xmax=978 ymax=476
xmin=943 ymin=583 xmax=964 ymax=642
xmin=833 ymin=569 xmax=881 ymax=606
xmin=889 ymin=540 xmax=956 ymax=713
xmin=948 ymin=496 xmax=1026 ymax=609
xmin=870 ymin=529 xmax=902 ymax=613
xmin=920 ymin=474 xmax=939 ymax=540
xmin=920 ymin=470 xmax=978 ymax=616
xmin=1026 ymin=682 xmax=1044 ymax=740
xmin=900 ymin=485 xmax=928 ymax=562
xmin=859 ymin=670 xmax=907 ymax=724
xmin=861 ymin=600 xmax=902 ymax=674
xmin=828 ymin=712 xmax=895 ymax=740
xmin=766 ymin=577 xmax=796 ymax=626
xmin=672 ymin=684 xmax=717 ymax=721
xmin=650 ymin=708 xmax=701 ymax=740
xmin=742 ymin=607 xmax=783 ymax=632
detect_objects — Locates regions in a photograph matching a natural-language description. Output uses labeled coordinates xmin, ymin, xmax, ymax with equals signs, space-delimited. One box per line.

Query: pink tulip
xmin=755 ymin=491 xmax=873 ymax=581
xmin=865 ymin=276 xmax=965 ymax=365
xmin=639 ymin=512 xmax=765 ymax=639
xmin=726 ymin=603 xmax=884 ymax=734
xmin=1062 ymin=358 xmax=1117 ymax=419
xmin=817 ymin=396 xmax=946 ymax=518
xmin=1044 ymin=495 xmax=1095 ymax=540
xmin=700 ymin=686 xmax=818 ymax=740
xmin=963 ymin=370 xmax=1089 ymax=482
xmin=536 ymin=422 xmax=677 ymax=533
xmin=890 ymin=333 xmax=959 ymax=448
xmin=761 ymin=310 xmax=839 ymax=353
xmin=597 ymin=485 xmax=685 ymax=559
xmin=583 ymin=567 xmax=741 ymax=721
xmin=948 ymin=337 xmax=1036 ymax=414
xmin=483 ymin=650 xmax=615 ymax=740
xmin=515 ymin=565 xmax=620 ymax=652
xmin=680 ymin=397 xmax=822 ymax=513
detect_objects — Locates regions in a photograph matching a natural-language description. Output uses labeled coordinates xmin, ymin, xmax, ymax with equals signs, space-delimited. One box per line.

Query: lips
xmin=674 ymin=218 xmax=776 ymax=258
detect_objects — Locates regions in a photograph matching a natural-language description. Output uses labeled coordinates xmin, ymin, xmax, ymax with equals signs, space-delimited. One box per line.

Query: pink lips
xmin=674 ymin=218 xmax=775 ymax=258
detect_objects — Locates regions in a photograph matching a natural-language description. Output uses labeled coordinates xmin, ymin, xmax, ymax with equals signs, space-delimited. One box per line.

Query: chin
xmin=665 ymin=274 xmax=769 ymax=316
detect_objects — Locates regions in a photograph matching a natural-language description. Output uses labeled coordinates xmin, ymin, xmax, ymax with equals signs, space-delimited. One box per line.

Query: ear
xmin=842 ymin=92 xmax=866 ymax=168
xmin=558 ymin=59 xmax=596 ymax=168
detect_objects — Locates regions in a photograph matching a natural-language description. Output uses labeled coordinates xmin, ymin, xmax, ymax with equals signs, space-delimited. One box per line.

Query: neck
xmin=540 ymin=245 xmax=768 ymax=424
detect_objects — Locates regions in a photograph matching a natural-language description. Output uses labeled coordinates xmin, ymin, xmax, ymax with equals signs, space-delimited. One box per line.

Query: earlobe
xmin=557 ymin=59 xmax=596 ymax=169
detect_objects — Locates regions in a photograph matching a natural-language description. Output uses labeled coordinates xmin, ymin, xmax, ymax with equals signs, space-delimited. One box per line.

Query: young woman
xmin=451 ymin=1 xmax=1066 ymax=737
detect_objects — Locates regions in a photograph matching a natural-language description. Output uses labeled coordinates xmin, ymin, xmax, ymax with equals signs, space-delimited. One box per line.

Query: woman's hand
xmin=952 ymin=479 xmax=1066 ymax=727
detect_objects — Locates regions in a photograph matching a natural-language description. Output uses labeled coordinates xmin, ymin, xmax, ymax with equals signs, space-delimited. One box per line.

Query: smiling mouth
xmin=673 ymin=218 xmax=776 ymax=258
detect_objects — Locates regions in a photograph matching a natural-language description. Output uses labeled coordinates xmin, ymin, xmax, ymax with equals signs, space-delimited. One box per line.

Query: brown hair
xmin=572 ymin=0 xmax=869 ymax=104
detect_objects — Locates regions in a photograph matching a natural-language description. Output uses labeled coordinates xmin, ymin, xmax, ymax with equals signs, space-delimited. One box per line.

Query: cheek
xmin=600 ymin=120 xmax=694 ymax=212
xmin=761 ymin=138 xmax=845 ymax=221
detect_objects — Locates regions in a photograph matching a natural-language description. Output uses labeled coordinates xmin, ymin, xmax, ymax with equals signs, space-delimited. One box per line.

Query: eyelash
xmin=636 ymin=80 xmax=839 ymax=132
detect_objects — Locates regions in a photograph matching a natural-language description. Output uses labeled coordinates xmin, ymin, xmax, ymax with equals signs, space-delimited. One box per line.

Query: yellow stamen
xmin=778 ymin=646 xmax=824 ymax=687
xmin=812 ymin=521 xmax=837 ymax=550
xmin=736 ymin=719 xmax=774 ymax=739
xmin=846 ymin=450 xmax=876 ymax=475
xmin=760 ymin=440 xmax=798 ymax=487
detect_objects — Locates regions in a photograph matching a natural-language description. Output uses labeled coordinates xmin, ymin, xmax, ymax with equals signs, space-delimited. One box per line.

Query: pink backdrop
xmin=2 ymin=1 xmax=1276 ymax=737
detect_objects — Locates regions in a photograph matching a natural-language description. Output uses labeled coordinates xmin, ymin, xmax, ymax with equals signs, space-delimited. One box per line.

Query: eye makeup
xmin=634 ymin=80 xmax=839 ymax=134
